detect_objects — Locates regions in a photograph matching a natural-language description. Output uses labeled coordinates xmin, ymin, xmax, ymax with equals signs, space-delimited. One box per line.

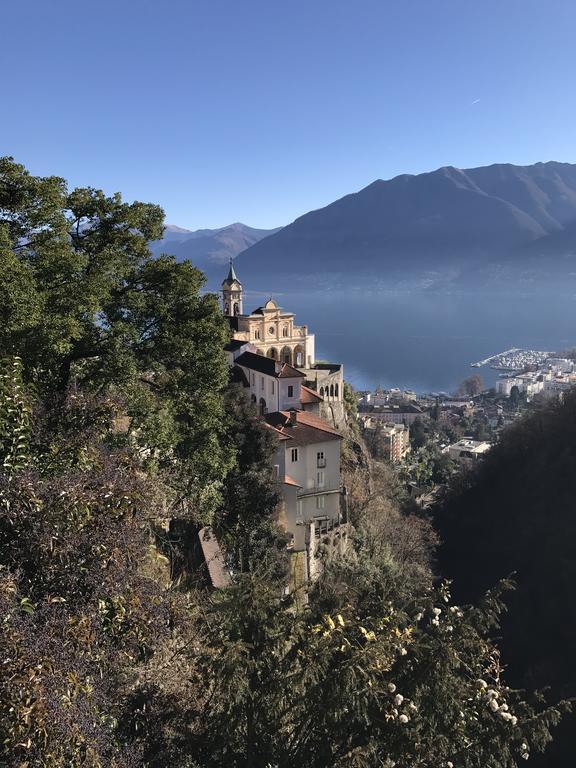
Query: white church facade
xmin=222 ymin=261 xmax=343 ymax=406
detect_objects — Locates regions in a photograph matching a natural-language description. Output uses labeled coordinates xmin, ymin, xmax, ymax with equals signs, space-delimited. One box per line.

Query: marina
xmin=471 ymin=348 xmax=551 ymax=371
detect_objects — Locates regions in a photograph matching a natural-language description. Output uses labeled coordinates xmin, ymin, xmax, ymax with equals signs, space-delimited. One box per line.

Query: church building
xmin=222 ymin=261 xmax=343 ymax=408
xmin=222 ymin=260 xmax=315 ymax=368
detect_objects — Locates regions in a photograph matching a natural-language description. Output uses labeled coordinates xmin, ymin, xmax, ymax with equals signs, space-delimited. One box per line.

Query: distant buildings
xmin=373 ymin=403 xmax=424 ymax=426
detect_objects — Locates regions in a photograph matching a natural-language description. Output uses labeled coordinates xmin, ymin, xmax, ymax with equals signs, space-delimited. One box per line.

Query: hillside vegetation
xmin=435 ymin=390 xmax=576 ymax=767
xmin=0 ymin=157 xmax=570 ymax=767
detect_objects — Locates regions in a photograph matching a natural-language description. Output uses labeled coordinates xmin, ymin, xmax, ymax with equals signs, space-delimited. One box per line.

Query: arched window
xmin=224 ymin=302 xmax=230 ymax=315
xmin=267 ymin=347 xmax=278 ymax=360
xmin=259 ymin=397 xmax=267 ymax=416
xmin=294 ymin=345 xmax=305 ymax=368
xmin=280 ymin=346 xmax=292 ymax=366
xmin=335 ymin=383 xmax=339 ymax=398
xmin=255 ymin=329 xmax=261 ymax=340
xmin=233 ymin=302 xmax=239 ymax=315
xmin=330 ymin=384 xmax=334 ymax=398
xmin=319 ymin=387 xmax=325 ymax=397
xmin=251 ymin=394 xmax=257 ymax=404
xmin=282 ymin=326 xmax=289 ymax=337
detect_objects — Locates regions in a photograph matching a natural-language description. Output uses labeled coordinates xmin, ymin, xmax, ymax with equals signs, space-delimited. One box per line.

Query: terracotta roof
xmin=235 ymin=351 xmax=305 ymax=379
xmin=300 ymin=385 xmax=323 ymax=404
xmin=283 ymin=474 xmax=301 ymax=487
xmin=265 ymin=410 xmax=342 ymax=447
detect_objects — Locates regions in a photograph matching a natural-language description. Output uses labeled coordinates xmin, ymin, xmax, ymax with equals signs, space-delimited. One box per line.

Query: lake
xmin=241 ymin=287 xmax=576 ymax=394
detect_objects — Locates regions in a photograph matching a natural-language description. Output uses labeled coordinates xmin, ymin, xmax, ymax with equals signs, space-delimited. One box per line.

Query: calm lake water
xmin=243 ymin=288 xmax=576 ymax=394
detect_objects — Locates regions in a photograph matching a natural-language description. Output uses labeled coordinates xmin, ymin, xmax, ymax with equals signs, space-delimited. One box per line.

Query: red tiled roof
xmin=265 ymin=410 xmax=342 ymax=447
xmin=300 ymin=385 xmax=323 ymax=404
xmin=283 ymin=474 xmax=301 ymax=487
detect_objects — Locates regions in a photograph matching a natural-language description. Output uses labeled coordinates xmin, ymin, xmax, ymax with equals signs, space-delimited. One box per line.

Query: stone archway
xmin=259 ymin=397 xmax=267 ymax=415
xmin=280 ymin=346 xmax=292 ymax=365
xmin=293 ymin=344 xmax=305 ymax=368
xmin=267 ymin=347 xmax=279 ymax=360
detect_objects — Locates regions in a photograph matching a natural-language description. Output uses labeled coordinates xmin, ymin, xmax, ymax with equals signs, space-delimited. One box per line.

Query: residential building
xmin=378 ymin=423 xmax=410 ymax=463
xmin=447 ymin=438 xmax=491 ymax=463
xmin=371 ymin=403 xmax=424 ymax=425
xmin=265 ymin=410 xmax=343 ymax=582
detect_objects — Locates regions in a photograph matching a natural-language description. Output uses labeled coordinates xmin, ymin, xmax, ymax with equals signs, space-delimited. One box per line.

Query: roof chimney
xmin=289 ymin=410 xmax=298 ymax=426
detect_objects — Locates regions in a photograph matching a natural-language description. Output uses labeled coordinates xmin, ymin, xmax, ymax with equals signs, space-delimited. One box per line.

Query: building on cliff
xmin=223 ymin=262 xmax=347 ymax=585
xmin=222 ymin=261 xmax=344 ymax=421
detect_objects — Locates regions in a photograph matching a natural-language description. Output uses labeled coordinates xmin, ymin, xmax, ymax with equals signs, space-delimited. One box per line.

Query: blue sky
xmin=2 ymin=0 xmax=575 ymax=229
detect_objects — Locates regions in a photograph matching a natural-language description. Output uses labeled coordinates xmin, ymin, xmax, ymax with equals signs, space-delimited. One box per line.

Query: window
xmin=287 ymin=385 xmax=294 ymax=398
xmin=255 ymin=329 xmax=261 ymax=339
xmin=260 ymin=376 xmax=265 ymax=391
xmin=316 ymin=495 xmax=325 ymax=510
xmin=282 ymin=326 xmax=289 ymax=337
xmin=296 ymin=500 xmax=303 ymax=519
xmin=291 ymin=448 xmax=299 ymax=462
xmin=317 ymin=451 xmax=326 ymax=468
xmin=251 ymin=373 xmax=255 ymax=385
xmin=271 ymin=380 xmax=275 ymax=395
xmin=317 ymin=470 xmax=325 ymax=488
xmin=269 ymin=325 xmax=275 ymax=335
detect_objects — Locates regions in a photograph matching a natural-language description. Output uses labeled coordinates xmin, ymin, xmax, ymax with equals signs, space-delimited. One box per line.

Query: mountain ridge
xmin=150 ymin=222 xmax=282 ymax=277
xmin=234 ymin=161 xmax=576 ymax=288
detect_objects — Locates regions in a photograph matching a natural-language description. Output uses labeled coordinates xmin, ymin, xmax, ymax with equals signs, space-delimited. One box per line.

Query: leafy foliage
xmin=0 ymin=157 xmax=233 ymax=520
xmin=0 ymin=391 xmax=174 ymax=767
xmin=191 ymin=562 xmax=568 ymax=768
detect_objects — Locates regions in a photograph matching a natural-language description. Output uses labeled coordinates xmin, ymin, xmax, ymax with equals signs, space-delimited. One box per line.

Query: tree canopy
xmin=0 ymin=156 xmax=233 ymax=519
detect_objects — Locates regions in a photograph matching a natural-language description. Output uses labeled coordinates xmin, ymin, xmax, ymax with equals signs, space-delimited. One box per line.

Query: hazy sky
xmin=2 ymin=0 xmax=575 ymax=229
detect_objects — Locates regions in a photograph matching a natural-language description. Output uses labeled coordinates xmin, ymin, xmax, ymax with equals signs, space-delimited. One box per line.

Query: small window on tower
xmin=291 ymin=448 xmax=299 ymax=462
xmin=288 ymin=385 xmax=294 ymax=397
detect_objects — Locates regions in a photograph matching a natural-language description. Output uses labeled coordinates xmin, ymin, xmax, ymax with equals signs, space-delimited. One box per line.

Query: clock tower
xmin=221 ymin=259 xmax=243 ymax=316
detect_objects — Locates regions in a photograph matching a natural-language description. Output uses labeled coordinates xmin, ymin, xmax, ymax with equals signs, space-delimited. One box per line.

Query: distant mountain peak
xmin=150 ymin=221 xmax=282 ymax=279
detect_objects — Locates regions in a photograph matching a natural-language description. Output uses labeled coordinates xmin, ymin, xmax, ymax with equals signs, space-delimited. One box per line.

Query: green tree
xmin=510 ymin=384 xmax=521 ymax=407
xmin=191 ymin=561 xmax=568 ymax=768
xmin=214 ymin=387 xmax=287 ymax=575
xmin=0 ymin=157 xmax=233 ymax=519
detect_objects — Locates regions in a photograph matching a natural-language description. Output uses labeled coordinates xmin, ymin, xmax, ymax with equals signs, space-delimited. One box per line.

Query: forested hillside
xmin=0 ymin=157 xmax=570 ymax=767
xmin=435 ymin=391 xmax=576 ymax=767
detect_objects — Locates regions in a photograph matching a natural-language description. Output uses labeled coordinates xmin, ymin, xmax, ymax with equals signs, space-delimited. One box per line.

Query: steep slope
xmin=235 ymin=162 xmax=576 ymax=285
xmin=435 ymin=391 xmax=576 ymax=767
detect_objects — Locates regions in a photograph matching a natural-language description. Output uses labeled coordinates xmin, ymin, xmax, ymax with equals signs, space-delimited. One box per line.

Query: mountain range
xmin=150 ymin=222 xmax=281 ymax=279
xmin=233 ymin=161 xmax=576 ymax=290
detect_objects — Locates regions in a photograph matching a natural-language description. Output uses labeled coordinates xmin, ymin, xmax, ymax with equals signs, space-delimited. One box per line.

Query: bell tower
xmin=222 ymin=259 xmax=243 ymax=316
